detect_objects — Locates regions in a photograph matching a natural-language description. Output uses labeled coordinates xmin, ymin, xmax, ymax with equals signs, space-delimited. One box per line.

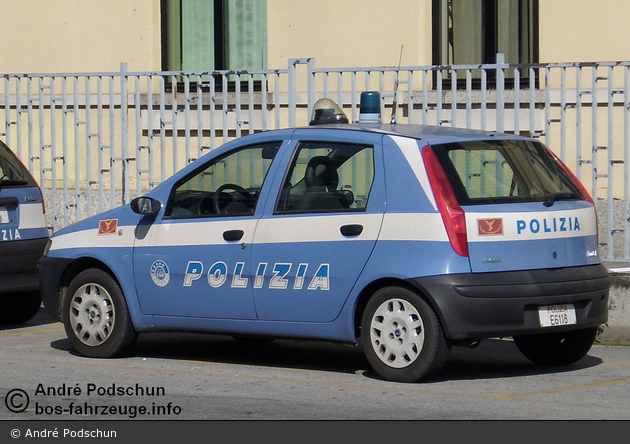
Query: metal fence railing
xmin=2 ymin=55 xmax=630 ymax=261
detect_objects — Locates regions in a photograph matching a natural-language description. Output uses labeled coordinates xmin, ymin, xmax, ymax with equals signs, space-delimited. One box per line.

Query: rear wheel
xmin=513 ymin=327 xmax=598 ymax=366
xmin=0 ymin=290 xmax=42 ymax=325
xmin=361 ymin=286 xmax=450 ymax=383
xmin=61 ymin=268 xmax=137 ymax=358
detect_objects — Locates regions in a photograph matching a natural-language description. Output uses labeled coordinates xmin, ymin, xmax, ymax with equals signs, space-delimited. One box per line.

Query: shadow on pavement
xmin=0 ymin=305 xmax=59 ymax=331
xmin=50 ymin=329 xmax=603 ymax=384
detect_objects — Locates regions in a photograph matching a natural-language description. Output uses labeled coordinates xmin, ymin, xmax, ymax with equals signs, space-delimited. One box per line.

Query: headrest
xmin=304 ymin=156 xmax=339 ymax=189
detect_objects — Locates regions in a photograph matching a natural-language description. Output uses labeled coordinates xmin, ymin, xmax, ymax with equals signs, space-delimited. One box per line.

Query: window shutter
xmin=225 ymin=0 xmax=267 ymax=73
xmin=181 ymin=0 xmax=215 ymax=72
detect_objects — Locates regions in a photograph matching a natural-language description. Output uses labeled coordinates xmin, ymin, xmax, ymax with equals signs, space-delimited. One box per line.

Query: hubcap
xmin=69 ymin=283 xmax=115 ymax=347
xmin=370 ymin=298 xmax=425 ymax=368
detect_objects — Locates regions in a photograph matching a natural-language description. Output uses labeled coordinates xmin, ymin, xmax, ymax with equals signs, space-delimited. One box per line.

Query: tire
xmin=513 ymin=327 xmax=598 ymax=366
xmin=360 ymin=286 xmax=450 ymax=383
xmin=61 ymin=268 xmax=137 ymax=358
xmin=0 ymin=290 xmax=42 ymax=325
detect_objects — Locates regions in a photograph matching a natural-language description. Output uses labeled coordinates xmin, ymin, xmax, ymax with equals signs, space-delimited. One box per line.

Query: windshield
xmin=430 ymin=139 xmax=584 ymax=206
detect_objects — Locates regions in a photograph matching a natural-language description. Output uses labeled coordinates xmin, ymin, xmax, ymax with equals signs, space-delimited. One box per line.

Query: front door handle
xmin=223 ymin=229 xmax=244 ymax=241
xmin=340 ymin=224 xmax=363 ymax=237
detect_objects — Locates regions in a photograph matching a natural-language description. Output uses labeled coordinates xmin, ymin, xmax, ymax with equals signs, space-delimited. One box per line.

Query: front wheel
xmin=513 ymin=327 xmax=598 ymax=366
xmin=61 ymin=268 xmax=137 ymax=358
xmin=360 ymin=286 xmax=450 ymax=383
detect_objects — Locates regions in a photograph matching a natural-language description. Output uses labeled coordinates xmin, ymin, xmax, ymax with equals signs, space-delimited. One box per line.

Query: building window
xmin=433 ymin=0 xmax=538 ymax=87
xmin=161 ymin=0 xmax=267 ymax=89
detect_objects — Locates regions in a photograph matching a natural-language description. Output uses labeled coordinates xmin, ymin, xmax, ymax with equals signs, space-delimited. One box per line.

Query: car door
xmin=250 ymin=130 xmax=385 ymax=322
xmin=132 ymin=140 xmax=283 ymax=319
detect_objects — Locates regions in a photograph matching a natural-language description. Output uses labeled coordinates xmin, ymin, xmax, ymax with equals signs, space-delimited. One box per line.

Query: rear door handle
xmin=340 ymin=224 xmax=363 ymax=237
xmin=223 ymin=229 xmax=244 ymax=241
xmin=0 ymin=197 xmax=19 ymax=206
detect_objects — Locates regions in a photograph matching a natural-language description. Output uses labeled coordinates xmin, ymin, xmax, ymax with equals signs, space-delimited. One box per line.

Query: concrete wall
xmin=1 ymin=0 xmax=433 ymax=74
xmin=603 ymin=265 xmax=630 ymax=343
xmin=267 ymin=0 xmax=432 ymax=69
xmin=0 ymin=0 xmax=161 ymax=73
xmin=539 ymin=0 xmax=630 ymax=63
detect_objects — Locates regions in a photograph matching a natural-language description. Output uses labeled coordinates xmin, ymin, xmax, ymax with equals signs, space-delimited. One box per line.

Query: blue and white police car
xmin=0 ymin=139 xmax=49 ymax=325
xmin=39 ymin=93 xmax=610 ymax=383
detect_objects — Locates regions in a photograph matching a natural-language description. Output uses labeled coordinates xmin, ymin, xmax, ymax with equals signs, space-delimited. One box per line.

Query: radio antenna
xmin=390 ymin=45 xmax=404 ymax=125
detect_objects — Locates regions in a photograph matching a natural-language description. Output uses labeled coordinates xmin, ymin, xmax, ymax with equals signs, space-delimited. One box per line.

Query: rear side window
xmin=275 ymin=141 xmax=374 ymax=213
xmin=0 ymin=141 xmax=37 ymax=187
xmin=430 ymin=139 xmax=584 ymax=206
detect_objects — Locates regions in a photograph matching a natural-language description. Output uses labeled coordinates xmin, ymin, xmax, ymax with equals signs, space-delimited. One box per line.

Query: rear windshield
xmin=0 ymin=140 xmax=37 ymax=187
xmin=430 ymin=139 xmax=584 ymax=206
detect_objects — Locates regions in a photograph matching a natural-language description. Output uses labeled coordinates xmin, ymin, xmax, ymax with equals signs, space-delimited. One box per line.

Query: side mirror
xmin=130 ymin=196 xmax=161 ymax=216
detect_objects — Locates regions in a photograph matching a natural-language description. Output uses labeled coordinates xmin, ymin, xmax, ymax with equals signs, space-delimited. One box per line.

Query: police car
xmin=0 ymin=139 xmax=49 ymax=325
xmin=39 ymin=93 xmax=610 ymax=383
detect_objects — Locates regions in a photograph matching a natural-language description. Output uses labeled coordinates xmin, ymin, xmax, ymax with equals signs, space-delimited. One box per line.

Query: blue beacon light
xmin=359 ymin=91 xmax=381 ymax=123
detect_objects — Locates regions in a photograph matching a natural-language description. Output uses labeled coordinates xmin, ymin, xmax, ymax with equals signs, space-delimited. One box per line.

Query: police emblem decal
xmin=150 ymin=260 xmax=170 ymax=287
xmin=98 ymin=218 xmax=118 ymax=235
xmin=477 ymin=218 xmax=504 ymax=236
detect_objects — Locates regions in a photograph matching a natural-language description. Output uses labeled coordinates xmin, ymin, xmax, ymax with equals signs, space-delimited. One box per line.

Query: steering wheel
xmin=213 ymin=183 xmax=251 ymax=214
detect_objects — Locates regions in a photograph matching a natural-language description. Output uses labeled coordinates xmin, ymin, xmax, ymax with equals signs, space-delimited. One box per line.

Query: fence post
xmin=496 ymin=53 xmax=505 ymax=133
xmin=120 ymin=62 xmax=129 ymax=204
xmin=288 ymin=58 xmax=313 ymax=128
xmin=288 ymin=59 xmax=297 ymax=128
xmin=306 ymin=58 xmax=315 ymax=122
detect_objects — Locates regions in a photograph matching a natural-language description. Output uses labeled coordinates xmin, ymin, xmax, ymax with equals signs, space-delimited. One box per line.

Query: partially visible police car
xmin=39 ymin=93 xmax=609 ymax=383
xmin=0 ymin=139 xmax=49 ymax=325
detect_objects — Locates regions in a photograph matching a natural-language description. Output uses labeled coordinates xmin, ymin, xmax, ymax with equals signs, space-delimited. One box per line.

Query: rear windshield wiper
xmin=543 ymin=192 xmax=582 ymax=207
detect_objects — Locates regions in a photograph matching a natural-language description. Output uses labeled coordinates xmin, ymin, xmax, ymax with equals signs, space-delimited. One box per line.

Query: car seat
xmin=294 ymin=156 xmax=347 ymax=211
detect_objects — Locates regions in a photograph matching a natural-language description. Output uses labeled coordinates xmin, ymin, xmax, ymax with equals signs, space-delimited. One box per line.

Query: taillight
xmin=38 ymin=187 xmax=46 ymax=214
xmin=421 ymin=145 xmax=469 ymax=257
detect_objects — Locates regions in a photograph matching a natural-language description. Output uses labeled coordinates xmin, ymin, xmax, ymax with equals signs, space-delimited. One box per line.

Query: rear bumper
xmin=0 ymin=237 xmax=48 ymax=294
xmin=408 ymin=264 xmax=610 ymax=340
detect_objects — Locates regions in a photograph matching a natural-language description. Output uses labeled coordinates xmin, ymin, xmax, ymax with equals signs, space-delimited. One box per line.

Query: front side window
xmin=276 ymin=142 xmax=374 ymax=213
xmin=166 ymin=141 xmax=280 ymax=218
xmin=431 ymin=139 xmax=583 ymax=205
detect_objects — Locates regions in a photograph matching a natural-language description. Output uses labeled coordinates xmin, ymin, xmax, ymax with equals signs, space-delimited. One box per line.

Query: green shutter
xmin=451 ymin=1 xmax=483 ymax=65
xmin=181 ymin=0 xmax=215 ymax=72
xmin=165 ymin=0 xmax=182 ymax=71
xmin=497 ymin=0 xmax=521 ymax=64
xmin=225 ymin=0 xmax=267 ymax=72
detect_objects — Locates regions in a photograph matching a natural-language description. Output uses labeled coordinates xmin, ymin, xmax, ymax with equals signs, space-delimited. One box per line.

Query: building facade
xmin=2 ymin=1 xmax=630 ymax=260
xmin=2 ymin=1 xmax=629 ymax=75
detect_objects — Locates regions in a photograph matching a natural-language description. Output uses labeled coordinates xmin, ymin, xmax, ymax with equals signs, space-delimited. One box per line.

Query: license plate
xmin=0 ymin=207 xmax=8 ymax=224
xmin=538 ymin=304 xmax=577 ymax=327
